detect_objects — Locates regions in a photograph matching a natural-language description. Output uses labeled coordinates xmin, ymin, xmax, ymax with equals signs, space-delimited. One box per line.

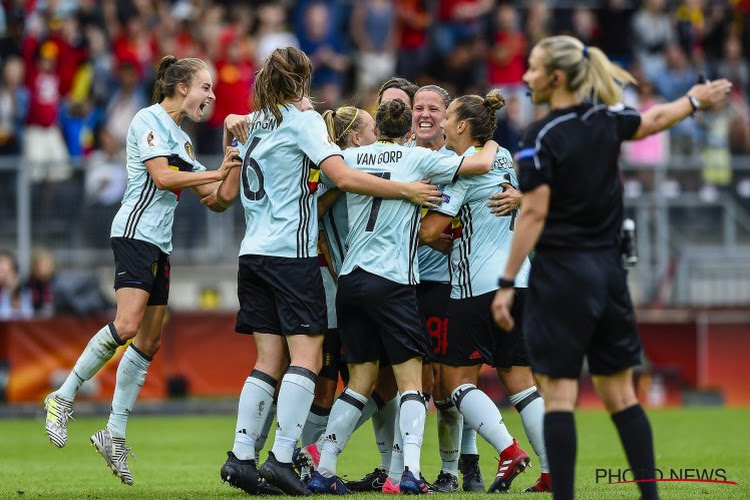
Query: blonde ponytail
xmin=322 ymin=106 xmax=365 ymax=148
xmin=536 ymin=35 xmax=636 ymax=105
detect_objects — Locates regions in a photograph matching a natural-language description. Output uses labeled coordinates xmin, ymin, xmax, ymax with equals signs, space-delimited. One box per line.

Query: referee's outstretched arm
xmin=632 ymin=79 xmax=733 ymax=140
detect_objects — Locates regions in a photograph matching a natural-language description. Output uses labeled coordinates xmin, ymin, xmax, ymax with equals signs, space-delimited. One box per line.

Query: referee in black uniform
xmin=492 ymin=35 xmax=732 ymax=500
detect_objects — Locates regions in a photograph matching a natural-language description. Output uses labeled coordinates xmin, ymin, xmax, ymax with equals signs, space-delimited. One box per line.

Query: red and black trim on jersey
xmin=297 ymin=156 xmax=320 ymax=258
xmin=123 ymin=154 xmax=193 ymax=239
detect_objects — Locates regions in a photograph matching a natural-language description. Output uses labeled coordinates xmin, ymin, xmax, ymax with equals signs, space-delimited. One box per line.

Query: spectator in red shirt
xmin=487 ymin=4 xmax=527 ymax=91
xmin=111 ymin=10 xmax=157 ymax=81
xmin=395 ymin=0 xmax=432 ymax=82
xmin=207 ymin=33 xmax=255 ymax=153
xmin=23 ymin=40 xmax=70 ymax=182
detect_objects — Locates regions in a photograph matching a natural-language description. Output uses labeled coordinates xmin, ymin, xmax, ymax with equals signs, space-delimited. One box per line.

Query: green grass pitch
xmin=1 ymin=407 xmax=748 ymax=499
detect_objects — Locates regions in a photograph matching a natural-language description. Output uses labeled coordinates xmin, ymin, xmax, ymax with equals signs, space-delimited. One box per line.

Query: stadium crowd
xmin=2 ymin=0 xmax=750 ymax=263
xmin=1 ymin=0 xmax=749 ymax=167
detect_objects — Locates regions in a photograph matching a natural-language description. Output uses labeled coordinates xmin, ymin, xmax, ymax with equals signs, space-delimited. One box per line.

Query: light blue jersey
xmin=238 ymin=106 xmax=342 ymax=258
xmin=417 ymin=144 xmax=453 ymax=284
xmin=436 ymin=146 xmax=531 ymax=299
xmin=111 ymin=104 xmax=206 ymax=254
xmin=317 ymin=183 xmax=348 ymax=329
xmin=318 ymin=183 xmax=349 ymax=276
xmin=340 ymin=141 xmax=463 ymax=285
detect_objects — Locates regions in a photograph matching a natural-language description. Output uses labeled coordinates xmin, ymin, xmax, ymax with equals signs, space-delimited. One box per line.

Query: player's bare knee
xmin=543 ymin=378 xmax=578 ymax=411
xmin=255 ymin=357 xmax=289 ymax=381
xmin=112 ymin=318 xmax=139 ymax=341
xmin=349 ymin=377 xmax=376 ymax=397
xmin=599 ymin=386 xmax=638 ymax=414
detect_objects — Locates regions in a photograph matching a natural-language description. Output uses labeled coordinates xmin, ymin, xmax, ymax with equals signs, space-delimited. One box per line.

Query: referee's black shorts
xmin=439 ymin=289 xmax=529 ymax=368
xmin=235 ymin=255 xmax=327 ymax=336
xmin=336 ymin=268 xmax=427 ymax=366
xmin=524 ymin=247 xmax=642 ymax=378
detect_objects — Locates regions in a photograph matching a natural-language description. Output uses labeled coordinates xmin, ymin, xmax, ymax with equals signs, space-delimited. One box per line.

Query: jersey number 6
xmin=365 ymin=171 xmax=391 ymax=232
xmin=242 ymin=137 xmax=265 ymax=201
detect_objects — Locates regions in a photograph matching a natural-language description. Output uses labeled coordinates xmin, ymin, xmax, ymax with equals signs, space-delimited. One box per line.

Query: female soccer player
xmin=420 ymin=89 xmax=549 ymax=493
xmin=492 ymin=35 xmax=732 ymax=500
xmin=214 ymin=47 xmax=441 ymax=496
xmin=378 ymin=77 xmax=419 ymax=122
xmin=298 ymin=105 xmax=377 ymax=447
xmin=306 ymin=97 xmax=499 ymax=495
xmin=410 ymin=84 xmax=487 ymax=494
xmin=296 ymin=79 xmax=421 ymax=495
xmin=43 ymin=55 xmax=241 ymax=485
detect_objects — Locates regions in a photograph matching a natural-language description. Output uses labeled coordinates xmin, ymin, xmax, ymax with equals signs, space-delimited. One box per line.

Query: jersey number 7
xmin=365 ymin=171 xmax=391 ymax=232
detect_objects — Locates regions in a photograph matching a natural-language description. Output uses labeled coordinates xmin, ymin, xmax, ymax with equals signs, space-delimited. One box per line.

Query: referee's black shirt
xmin=516 ymin=102 xmax=641 ymax=250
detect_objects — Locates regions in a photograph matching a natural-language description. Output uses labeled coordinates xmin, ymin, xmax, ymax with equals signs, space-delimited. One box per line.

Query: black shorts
xmin=320 ymin=328 xmax=349 ymax=384
xmin=337 ymin=268 xmax=427 ymax=366
xmin=416 ymin=281 xmax=451 ymax=363
xmin=235 ymin=255 xmax=327 ymax=335
xmin=440 ymin=289 xmax=529 ymax=368
xmin=111 ymin=237 xmax=170 ymax=306
xmin=525 ymin=247 xmax=642 ymax=378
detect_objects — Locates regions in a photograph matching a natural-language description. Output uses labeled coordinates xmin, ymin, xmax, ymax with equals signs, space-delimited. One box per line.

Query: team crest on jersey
xmin=184 ymin=142 xmax=195 ymax=160
xmin=143 ymin=130 xmax=159 ymax=148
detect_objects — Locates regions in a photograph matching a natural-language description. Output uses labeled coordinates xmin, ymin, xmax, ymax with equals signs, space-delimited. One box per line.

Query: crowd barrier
xmin=1 ymin=310 xmax=748 ymax=406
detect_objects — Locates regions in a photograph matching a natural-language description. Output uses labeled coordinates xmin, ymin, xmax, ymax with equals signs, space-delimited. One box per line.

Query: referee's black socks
xmin=544 ymin=411 xmax=576 ymax=500
xmin=612 ymin=404 xmax=659 ymax=500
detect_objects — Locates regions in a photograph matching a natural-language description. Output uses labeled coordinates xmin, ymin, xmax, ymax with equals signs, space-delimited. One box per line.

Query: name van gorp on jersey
xmin=356 ymin=150 xmax=404 ymax=166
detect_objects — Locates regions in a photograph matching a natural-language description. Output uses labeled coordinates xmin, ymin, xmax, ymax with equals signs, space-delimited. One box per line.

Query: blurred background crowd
xmin=2 ymin=0 xmax=749 ymax=166
xmin=2 ymin=0 xmax=750 ymax=317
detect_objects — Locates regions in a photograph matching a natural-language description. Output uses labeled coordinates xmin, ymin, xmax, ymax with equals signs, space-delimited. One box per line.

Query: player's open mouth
xmin=419 ymin=122 xmax=433 ymax=130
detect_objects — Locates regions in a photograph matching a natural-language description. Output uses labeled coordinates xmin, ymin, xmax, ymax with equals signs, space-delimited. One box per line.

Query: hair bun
xmin=388 ymin=98 xmax=406 ymax=117
xmin=484 ymin=89 xmax=506 ymax=111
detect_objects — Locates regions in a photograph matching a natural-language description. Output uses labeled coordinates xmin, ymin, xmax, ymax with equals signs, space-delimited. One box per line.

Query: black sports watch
xmin=687 ymin=95 xmax=701 ymax=115
xmin=498 ymin=277 xmax=515 ymax=289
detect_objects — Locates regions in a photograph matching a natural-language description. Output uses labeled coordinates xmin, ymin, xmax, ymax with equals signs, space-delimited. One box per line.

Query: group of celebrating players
xmin=42 ymin=32 xmax=733 ymax=500
xmin=212 ymin=47 xmax=549 ymax=496
xmin=42 ymin=44 xmax=547 ymax=496
xmin=215 ymin=61 xmax=549 ymax=495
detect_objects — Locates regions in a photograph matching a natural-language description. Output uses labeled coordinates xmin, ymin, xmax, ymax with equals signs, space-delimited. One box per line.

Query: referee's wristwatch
xmin=498 ymin=277 xmax=515 ymax=289
xmin=687 ymin=94 xmax=701 ymax=115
